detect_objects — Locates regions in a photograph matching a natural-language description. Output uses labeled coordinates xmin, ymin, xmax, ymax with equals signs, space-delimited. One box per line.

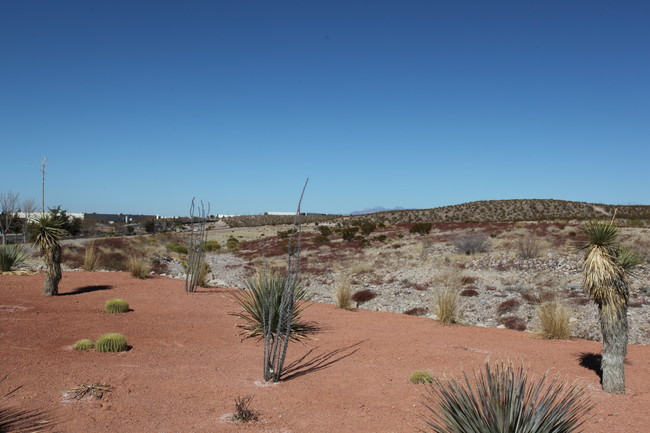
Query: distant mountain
xmin=349 ymin=206 xmax=405 ymax=216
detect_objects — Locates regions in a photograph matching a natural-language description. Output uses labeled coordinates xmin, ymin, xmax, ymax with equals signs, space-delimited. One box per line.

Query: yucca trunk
xmin=583 ymin=241 xmax=628 ymax=394
xmin=43 ymin=245 xmax=62 ymax=296
xmin=600 ymin=307 xmax=628 ymax=394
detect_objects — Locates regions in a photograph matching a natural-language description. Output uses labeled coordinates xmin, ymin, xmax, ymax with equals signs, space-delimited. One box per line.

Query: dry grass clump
xmin=334 ymin=280 xmax=353 ymax=310
xmin=232 ymin=395 xmax=258 ymax=423
xmin=434 ymin=289 xmax=460 ymax=324
xmin=348 ymin=263 xmax=374 ymax=275
xmin=537 ymin=302 xmax=572 ymax=339
xmin=518 ymin=236 xmax=542 ymax=259
xmin=82 ymin=242 xmax=101 ymax=271
xmin=127 ymin=255 xmax=152 ymax=279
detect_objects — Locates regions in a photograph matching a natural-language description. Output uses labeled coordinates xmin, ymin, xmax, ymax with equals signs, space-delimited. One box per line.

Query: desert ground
xmin=2 ymin=271 xmax=650 ymax=433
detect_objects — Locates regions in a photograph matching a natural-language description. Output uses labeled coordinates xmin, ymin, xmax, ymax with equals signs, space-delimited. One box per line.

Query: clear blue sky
xmin=2 ymin=1 xmax=649 ymax=216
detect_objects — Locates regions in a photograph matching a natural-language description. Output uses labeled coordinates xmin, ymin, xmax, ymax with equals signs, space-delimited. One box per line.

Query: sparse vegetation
xmin=226 ymin=236 xmax=240 ymax=251
xmin=0 ymin=244 xmax=29 ymax=272
xmin=352 ymin=289 xmax=377 ymax=308
xmin=95 ymin=333 xmax=128 ymax=352
xmin=434 ymin=290 xmax=459 ymax=324
xmin=335 ymin=280 xmax=353 ymax=310
xmin=73 ymin=339 xmax=95 ymax=350
xmin=166 ymin=243 xmax=188 ymax=255
xmin=232 ymin=395 xmax=258 ymax=423
xmin=537 ymin=302 xmax=571 ymax=339
xmin=127 ymin=255 xmax=151 ymax=279
xmin=421 ymin=362 xmax=592 ymax=433
xmin=104 ymin=298 xmax=129 ymax=314
xmin=201 ymin=240 xmax=221 ymax=252
xmin=452 ymin=232 xmax=489 ymax=255
xmin=82 ymin=242 xmax=101 ymax=271
xmin=409 ymin=370 xmax=433 ymax=384
xmin=518 ymin=236 xmax=542 ymax=259
xmin=410 ymin=222 xmax=432 ymax=236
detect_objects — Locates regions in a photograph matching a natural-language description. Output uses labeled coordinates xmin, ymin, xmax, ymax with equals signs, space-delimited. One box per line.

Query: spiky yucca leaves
xmin=95 ymin=333 xmax=128 ymax=353
xmin=581 ymin=219 xmax=638 ymax=394
xmin=0 ymin=244 xmax=29 ymax=272
xmin=31 ymin=215 xmax=65 ymax=296
xmin=232 ymin=269 xmax=309 ymax=341
xmin=421 ymin=362 xmax=592 ymax=433
xmin=1 ymin=375 xmax=54 ymax=432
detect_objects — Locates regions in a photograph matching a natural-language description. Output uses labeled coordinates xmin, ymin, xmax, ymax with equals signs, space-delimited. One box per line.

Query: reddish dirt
xmin=1 ymin=271 xmax=649 ymax=433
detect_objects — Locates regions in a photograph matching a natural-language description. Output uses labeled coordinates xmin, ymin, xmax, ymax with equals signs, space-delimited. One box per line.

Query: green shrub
xmin=0 ymin=244 xmax=29 ymax=272
xmin=232 ymin=269 xmax=309 ymax=340
xmin=226 ymin=236 xmax=240 ymax=251
xmin=410 ymin=222 xmax=432 ymax=236
xmin=410 ymin=370 xmax=433 ymax=384
xmin=341 ymin=227 xmax=359 ymax=241
xmin=166 ymin=243 xmax=188 ymax=254
xmin=317 ymin=226 xmax=332 ymax=237
xmin=359 ymin=221 xmax=377 ymax=236
xmin=95 ymin=333 xmax=128 ymax=352
xmin=104 ymin=298 xmax=129 ymax=314
xmin=421 ymin=362 xmax=592 ymax=433
xmin=73 ymin=339 xmax=95 ymax=350
xmin=201 ymin=240 xmax=221 ymax=252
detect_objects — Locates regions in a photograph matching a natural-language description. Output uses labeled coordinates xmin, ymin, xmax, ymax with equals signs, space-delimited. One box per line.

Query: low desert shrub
xmin=232 ymin=395 xmax=258 ymax=423
xmin=201 ymin=240 xmax=221 ymax=252
xmin=497 ymin=315 xmax=527 ymax=331
xmin=82 ymin=242 xmax=101 ymax=271
xmin=421 ymin=362 xmax=592 ymax=433
xmin=410 ymin=370 xmax=433 ymax=384
xmin=434 ymin=290 xmax=459 ymax=324
xmin=127 ymin=256 xmax=151 ymax=279
xmin=459 ymin=288 xmax=479 ymax=297
xmin=335 ymin=281 xmax=353 ymax=310
xmin=497 ymin=298 xmax=520 ymax=315
xmin=73 ymin=339 xmax=95 ymax=350
xmin=359 ymin=221 xmax=377 ymax=236
xmin=410 ymin=222 xmax=432 ymax=236
xmin=226 ymin=236 xmax=240 ymax=251
xmin=351 ymin=289 xmax=377 ymax=308
xmin=95 ymin=333 xmax=128 ymax=352
xmin=232 ymin=269 xmax=309 ymax=340
xmin=197 ymin=261 xmax=211 ymax=287
xmin=404 ymin=307 xmax=428 ymax=316
xmin=317 ymin=225 xmax=332 ymax=237
xmin=0 ymin=243 xmax=29 ymax=272
xmin=341 ymin=226 xmax=359 ymax=241
xmin=452 ymin=233 xmax=489 ymax=255
xmin=518 ymin=236 xmax=542 ymax=259
xmin=166 ymin=243 xmax=188 ymax=255
xmin=104 ymin=298 xmax=129 ymax=314
xmin=537 ymin=302 xmax=571 ymax=339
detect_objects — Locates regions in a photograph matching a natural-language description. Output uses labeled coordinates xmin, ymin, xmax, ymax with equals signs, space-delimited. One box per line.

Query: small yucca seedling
xmin=421 ymin=362 xmax=592 ymax=433
xmin=95 ymin=333 xmax=128 ymax=353
xmin=410 ymin=370 xmax=433 ymax=384
xmin=104 ymin=298 xmax=129 ymax=314
xmin=0 ymin=244 xmax=29 ymax=272
xmin=73 ymin=339 xmax=95 ymax=350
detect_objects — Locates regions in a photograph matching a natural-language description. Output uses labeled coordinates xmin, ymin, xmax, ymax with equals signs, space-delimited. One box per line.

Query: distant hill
xmin=223 ymin=199 xmax=650 ymax=228
xmin=344 ymin=199 xmax=650 ymax=225
xmin=349 ymin=206 xmax=405 ymax=215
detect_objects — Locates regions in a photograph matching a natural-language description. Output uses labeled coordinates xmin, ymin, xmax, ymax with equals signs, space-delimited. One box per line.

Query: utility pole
xmin=41 ymin=156 xmax=47 ymax=215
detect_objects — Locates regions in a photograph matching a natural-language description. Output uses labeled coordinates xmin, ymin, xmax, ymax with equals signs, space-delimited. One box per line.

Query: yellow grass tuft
xmin=537 ymin=302 xmax=571 ymax=339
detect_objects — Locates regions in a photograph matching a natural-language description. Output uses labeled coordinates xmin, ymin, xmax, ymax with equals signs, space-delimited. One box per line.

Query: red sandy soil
xmin=1 ymin=271 xmax=649 ymax=433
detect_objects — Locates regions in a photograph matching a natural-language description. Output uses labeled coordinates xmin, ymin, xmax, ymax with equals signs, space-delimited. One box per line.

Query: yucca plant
xmin=31 ymin=214 xmax=65 ymax=296
xmin=581 ymin=219 xmax=639 ymax=394
xmin=0 ymin=244 xmax=29 ymax=272
xmin=421 ymin=362 xmax=592 ymax=433
xmin=232 ymin=268 xmax=309 ymax=340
